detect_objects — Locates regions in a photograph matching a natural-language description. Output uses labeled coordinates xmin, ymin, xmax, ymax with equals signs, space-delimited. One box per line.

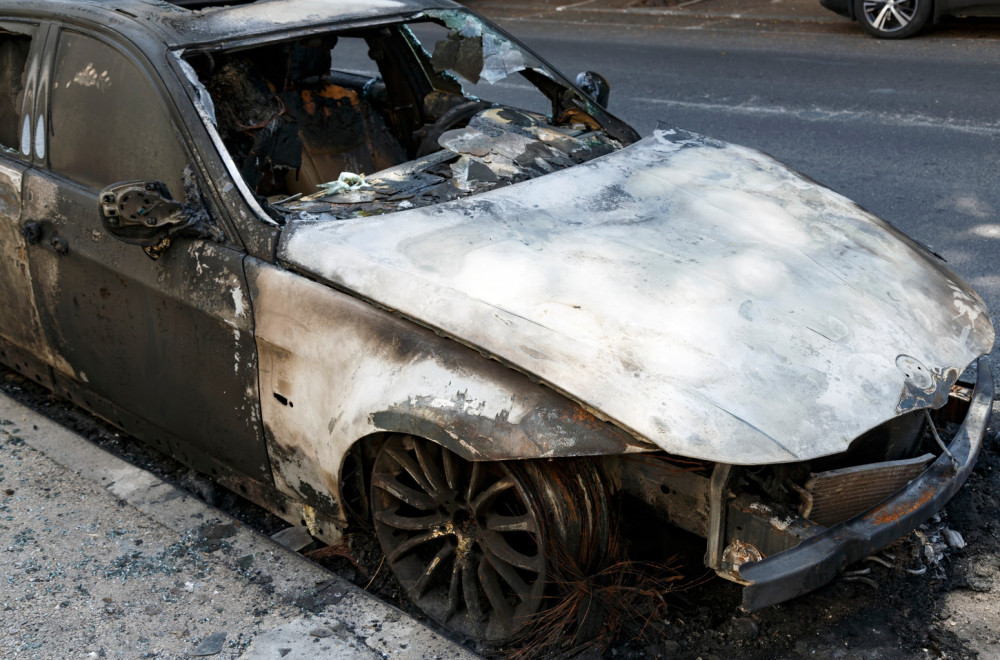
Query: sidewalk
xmin=0 ymin=392 xmax=475 ymax=660
xmin=461 ymin=0 xmax=843 ymax=27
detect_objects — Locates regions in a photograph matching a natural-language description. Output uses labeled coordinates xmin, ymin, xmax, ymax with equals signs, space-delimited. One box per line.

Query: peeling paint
xmin=68 ymin=62 xmax=111 ymax=90
xmin=231 ymin=286 xmax=245 ymax=317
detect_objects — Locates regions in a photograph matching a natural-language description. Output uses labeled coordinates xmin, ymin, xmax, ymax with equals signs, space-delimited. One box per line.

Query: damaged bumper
xmin=738 ymin=358 xmax=993 ymax=610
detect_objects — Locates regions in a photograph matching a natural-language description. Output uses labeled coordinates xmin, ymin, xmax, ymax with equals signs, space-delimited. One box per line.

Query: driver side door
xmin=22 ymin=26 xmax=270 ymax=483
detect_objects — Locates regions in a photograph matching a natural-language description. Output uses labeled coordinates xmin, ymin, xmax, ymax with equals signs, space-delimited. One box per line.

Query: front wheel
xmin=370 ymin=435 xmax=609 ymax=642
xmin=855 ymin=0 xmax=931 ymax=38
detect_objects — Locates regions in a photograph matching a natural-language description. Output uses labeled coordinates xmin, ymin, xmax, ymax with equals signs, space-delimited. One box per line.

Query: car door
xmin=21 ymin=25 xmax=270 ymax=483
xmin=0 ymin=19 xmax=55 ymax=387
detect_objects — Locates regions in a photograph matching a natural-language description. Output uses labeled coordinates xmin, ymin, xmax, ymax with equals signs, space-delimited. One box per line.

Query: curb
xmin=0 ymin=392 xmax=477 ymax=659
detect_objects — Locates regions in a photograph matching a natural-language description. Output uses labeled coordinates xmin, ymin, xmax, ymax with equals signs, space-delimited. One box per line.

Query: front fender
xmin=247 ymin=259 xmax=652 ymax=522
xmin=368 ymin=387 xmax=644 ymax=463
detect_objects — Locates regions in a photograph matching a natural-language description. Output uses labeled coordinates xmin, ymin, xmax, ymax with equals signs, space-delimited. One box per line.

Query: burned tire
xmin=371 ymin=435 xmax=609 ymax=642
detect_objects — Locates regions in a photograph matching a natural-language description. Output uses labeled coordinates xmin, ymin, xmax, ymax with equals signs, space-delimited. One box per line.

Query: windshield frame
xmin=173 ymin=7 xmax=638 ymax=144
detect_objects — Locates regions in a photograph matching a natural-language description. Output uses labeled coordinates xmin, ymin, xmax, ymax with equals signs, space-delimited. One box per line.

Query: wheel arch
xmin=335 ymin=395 xmax=646 ymax=523
xmin=930 ymin=0 xmax=947 ymax=23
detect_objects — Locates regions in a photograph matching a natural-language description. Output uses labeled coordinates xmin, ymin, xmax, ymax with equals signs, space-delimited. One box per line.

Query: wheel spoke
xmin=873 ymin=4 xmax=891 ymax=29
xmin=387 ymin=530 xmax=443 ymax=563
xmin=385 ymin=446 xmax=436 ymax=496
xmin=374 ymin=509 xmax=449 ymax=531
xmin=372 ymin=473 xmax=436 ymax=511
xmin=413 ymin=438 xmax=449 ymax=497
xmin=445 ymin=560 xmax=461 ymax=621
xmin=462 ymin=558 xmax=484 ymax=622
xmin=481 ymin=531 xmax=541 ymax=572
xmin=482 ymin=545 xmax=531 ymax=599
xmin=442 ymin=448 xmax=460 ymax=491
xmin=470 ymin=476 xmax=515 ymax=514
xmin=465 ymin=461 xmax=483 ymax=504
xmin=372 ymin=439 xmax=612 ymax=642
xmin=413 ymin=541 xmax=455 ymax=598
xmin=890 ymin=6 xmax=910 ymax=25
xmin=478 ymin=555 xmax=514 ymax=623
xmin=484 ymin=513 xmax=534 ymax=533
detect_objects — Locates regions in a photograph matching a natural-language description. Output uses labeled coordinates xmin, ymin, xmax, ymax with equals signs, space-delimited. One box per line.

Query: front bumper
xmin=738 ymin=358 xmax=993 ymax=610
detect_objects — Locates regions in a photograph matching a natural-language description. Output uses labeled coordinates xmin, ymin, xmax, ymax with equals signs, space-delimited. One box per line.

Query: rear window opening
xmin=0 ymin=29 xmax=31 ymax=156
xmin=181 ymin=10 xmax=631 ymax=221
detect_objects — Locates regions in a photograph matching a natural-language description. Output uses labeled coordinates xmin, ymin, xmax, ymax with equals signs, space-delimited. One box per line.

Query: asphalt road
xmin=476 ymin=9 xmax=1000 ymax=367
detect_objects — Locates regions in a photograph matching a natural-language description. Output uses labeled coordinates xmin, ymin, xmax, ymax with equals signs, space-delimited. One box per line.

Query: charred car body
xmin=0 ymin=0 xmax=993 ymax=642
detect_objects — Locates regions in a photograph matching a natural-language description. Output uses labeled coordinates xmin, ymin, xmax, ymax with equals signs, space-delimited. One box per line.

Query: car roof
xmin=0 ymin=0 xmax=456 ymax=48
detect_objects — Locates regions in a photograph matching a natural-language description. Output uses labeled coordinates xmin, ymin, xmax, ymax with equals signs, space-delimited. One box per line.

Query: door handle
xmin=50 ymin=236 xmax=69 ymax=256
xmin=22 ymin=221 xmax=41 ymax=245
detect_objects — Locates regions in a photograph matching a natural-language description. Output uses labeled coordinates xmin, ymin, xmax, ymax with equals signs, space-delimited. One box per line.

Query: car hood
xmin=277 ymin=127 xmax=994 ymax=464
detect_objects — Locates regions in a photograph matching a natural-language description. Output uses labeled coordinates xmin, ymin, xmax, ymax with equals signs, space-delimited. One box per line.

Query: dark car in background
xmin=0 ymin=0 xmax=994 ymax=644
xmin=822 ymin=0 xmax=1000 ymax=37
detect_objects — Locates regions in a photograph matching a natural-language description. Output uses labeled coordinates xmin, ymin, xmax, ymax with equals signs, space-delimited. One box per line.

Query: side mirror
xmin=575 ymin=71 xmax=610 ymax=108
xmin=99 ymin=181 xmax=191 ymax=253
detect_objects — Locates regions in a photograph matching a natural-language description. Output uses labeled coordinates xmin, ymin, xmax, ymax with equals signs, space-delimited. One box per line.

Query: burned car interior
xmin=182 ymin=11 xmax=635 ymax=219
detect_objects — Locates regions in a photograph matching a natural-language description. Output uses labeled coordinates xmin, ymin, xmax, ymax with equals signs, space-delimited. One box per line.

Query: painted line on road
xmin=490 ymin=13 xmax=1000 ymax=42
xmin=634 ymin=97 xmax=1000 ymax=136
xmin=480 ymin=2 xmax=845 ymax=23
xmin=491 ymin=15 xmax=877 ymax=40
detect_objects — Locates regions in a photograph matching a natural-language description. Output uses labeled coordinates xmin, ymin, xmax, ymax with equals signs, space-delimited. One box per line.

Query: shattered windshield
xmin=181 ymin=8 xmax=634 ymax=221
xmin=407 ymin=10 xmax=552 ymax=115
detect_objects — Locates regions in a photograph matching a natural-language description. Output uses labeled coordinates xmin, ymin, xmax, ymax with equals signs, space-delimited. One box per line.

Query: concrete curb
xmin=0 ymin=392 xmax=477 ymax=659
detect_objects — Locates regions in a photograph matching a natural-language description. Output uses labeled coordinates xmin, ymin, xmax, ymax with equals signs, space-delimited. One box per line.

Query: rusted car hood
xmin=278 ymin=127 xmax=994 ymax=464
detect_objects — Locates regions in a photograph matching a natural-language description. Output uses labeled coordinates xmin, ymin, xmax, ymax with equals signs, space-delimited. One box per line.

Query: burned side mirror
xmin=99 ymin=181 xmax=192 ymax=257
xmin=575 ymin=71 xmax=610 ymax=108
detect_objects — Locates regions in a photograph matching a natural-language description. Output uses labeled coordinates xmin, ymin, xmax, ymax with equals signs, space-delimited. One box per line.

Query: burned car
xmin=0 ymin=0 xmax=994 ymax=643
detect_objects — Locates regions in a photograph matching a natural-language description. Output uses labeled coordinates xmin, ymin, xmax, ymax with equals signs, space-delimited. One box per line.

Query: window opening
xmin=49 ymin=31 xmax=188 ymax=196
xmin=404 ymin=20 xmax=550 ymax=116
xmin=183 ymin=10 xmax=628 ymax=222
xmin=0 ymin=30 xmax=31 ymax=156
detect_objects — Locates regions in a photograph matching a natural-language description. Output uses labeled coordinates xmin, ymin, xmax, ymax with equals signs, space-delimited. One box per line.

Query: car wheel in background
xmin=855 ymin=0 xmax=932 ymax=37
xmin=371 ymin=435 xmax=609 ymax=642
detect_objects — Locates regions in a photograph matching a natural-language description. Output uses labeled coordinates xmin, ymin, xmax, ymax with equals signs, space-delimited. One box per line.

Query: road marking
xmin=485 ymin=2 xmax=843 ymax=21
xmin=494 ymin=15 xmax=1000 ymax=42
xmin=634 ymin=97 xmax=1000 ymax=136
xmin=556 ymin=0 xmax=597 ymax=11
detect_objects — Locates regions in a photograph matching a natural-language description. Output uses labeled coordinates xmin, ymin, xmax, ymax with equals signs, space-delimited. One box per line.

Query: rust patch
xmin=867 ymin=486 xmax=936 ymax=526
xmin=719 ymin=539 xmax=765 ymax=584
